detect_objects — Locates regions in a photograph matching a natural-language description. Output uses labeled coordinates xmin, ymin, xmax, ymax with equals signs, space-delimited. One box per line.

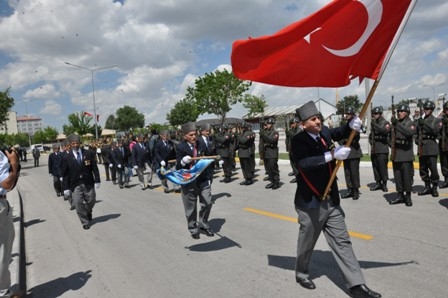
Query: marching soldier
xmin=439 ymin=101 xmax=448 ymax=188
xmin=416 ymin=100 xmax=441 ymax=197
xmin=261 ymin=117 xmax=280 ymax=189
xmin=340 ymin=106 xmax=363 ymax=200
xmin=237 ymin=122 xmax=256 ymax=185
xmin=369 ymin=106 xmax=390 ymax=192
xmin=389 ymin=104 xmax=415 ymax=206
xmin=286 ymin=117 xmax=302 ymax=183
xmin=215 ymin=124 xmax=233 ymax=183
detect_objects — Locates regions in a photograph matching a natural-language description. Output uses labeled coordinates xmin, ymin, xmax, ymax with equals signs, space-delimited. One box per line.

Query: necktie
xmin=164 ymin=141 xmax=167 ymax=147
xmin=120 ymin=147 xmax=124 ymax=156
xmin=76 ymin=151 xmax=81 ymax=164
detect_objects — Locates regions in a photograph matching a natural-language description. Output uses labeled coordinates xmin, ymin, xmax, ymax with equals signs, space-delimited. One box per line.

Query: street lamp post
xmin=17 ymin=99 xmax=32 ymax=147
xmin=65 ymin=62 xmax=117 ymax=139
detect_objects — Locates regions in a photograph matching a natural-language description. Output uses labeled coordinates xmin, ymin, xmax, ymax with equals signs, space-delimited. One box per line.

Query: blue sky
xmin=0 ymin=0 xmax=447 ymax=133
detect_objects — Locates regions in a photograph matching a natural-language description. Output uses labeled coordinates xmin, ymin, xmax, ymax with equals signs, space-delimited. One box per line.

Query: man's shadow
xmin=89 ymin=213 xmax=121 ymax=227
xmin=268 ymin=251 xmax=417 ymax=293
xmin=185 ymin=218 xmax=242 ymax=252
xmin=27 ymin=270 xmax=92 ymax=298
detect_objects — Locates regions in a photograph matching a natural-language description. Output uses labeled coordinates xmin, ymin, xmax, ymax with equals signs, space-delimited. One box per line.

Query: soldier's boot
xmin=341 ymin=188 xmax=353 ymax=198
xmin=404 ymin=192 xmax=413 ymax=207
xmin=389 ymin=192 xmax=405 ymax=205
xmin=431 ymin=183 xmax=439 ymax=197
xmin=418 ymin=182 xmax=432 ymax=196
xmin=352 ymin=188 xmax=360 ymax=200
xmin=370 ymin=182 xmax=382 ymax=191
xmin=381 ymin=181 xmax=388 ymax=192
xmin=440 ymin=178 xmax=448 ymax=189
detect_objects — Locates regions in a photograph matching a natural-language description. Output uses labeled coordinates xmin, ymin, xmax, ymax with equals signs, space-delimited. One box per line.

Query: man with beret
xmin=62 ymin=134 xmax=101 ymax=230
xmin=291 ymin=101 xmax=381 ymax=298
xmin=176 ymin=122 xmax=214 ymax=239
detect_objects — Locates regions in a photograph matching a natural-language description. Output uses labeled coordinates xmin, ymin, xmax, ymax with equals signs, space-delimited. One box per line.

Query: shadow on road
xmin=27 ymin=270 xmax=92 ymax=298
xmin=90 ymin=213 xmax=121 ymax=227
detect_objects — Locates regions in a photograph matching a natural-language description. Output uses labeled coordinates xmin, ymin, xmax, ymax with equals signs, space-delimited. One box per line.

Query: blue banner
xmin=157 ymin=159 xmax=214 ymax=185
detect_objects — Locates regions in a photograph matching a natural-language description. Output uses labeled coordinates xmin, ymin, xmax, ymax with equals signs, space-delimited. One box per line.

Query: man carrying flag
xmin=175 ymin=122 xmax=215 ymax=240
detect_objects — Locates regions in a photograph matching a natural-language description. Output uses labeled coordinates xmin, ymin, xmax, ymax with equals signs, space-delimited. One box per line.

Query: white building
xmin=0 ymin=111 xmax=19 ymax=135
xmin=17 ymin=114 xmax=43 ymax=135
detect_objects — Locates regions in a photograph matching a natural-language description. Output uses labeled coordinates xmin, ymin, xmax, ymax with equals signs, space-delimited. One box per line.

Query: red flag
xmin=84 ymin=111 xmax=92 ymax=117
xmin=231 ymin=0 xmax=414 ymax=87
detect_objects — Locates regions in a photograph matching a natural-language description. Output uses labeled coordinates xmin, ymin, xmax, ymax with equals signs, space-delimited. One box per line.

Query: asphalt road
xmin=16 ymin=156 xmax=448 ymax=298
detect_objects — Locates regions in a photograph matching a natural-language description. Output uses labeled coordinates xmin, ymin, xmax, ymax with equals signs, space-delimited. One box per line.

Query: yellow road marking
xmin=244 ymin=207 xmax=374 ymax=240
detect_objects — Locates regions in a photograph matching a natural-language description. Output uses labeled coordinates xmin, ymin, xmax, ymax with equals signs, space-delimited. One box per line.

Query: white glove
xmin=49 ymin=174 xmax=53 ymax=177
xmin=59 ymin=177 xmax=63 ymax=182
xmin=117 ymin=164 xmax=122 ymax=169
xmin=349 ymin=116 xmax=362 ymax=132
xmin=63 ymin=190 xmax=71 ymax=197
xmin=109 ymin=163 xmax=113 ymax=168
xmin=181 ymin=155 xmax=192 ymax=166
xmin=134 ymin=165 xmax=138 ymax=169
xmin=219 ymin=160 xmax=224 ymax=166
xmin=95 ymin=183 xmax=100 ymax=189
xmin=160 ymin=160 xmax=166 ymax=167
xmin=334 ymin=146 xmax=351 ymax=160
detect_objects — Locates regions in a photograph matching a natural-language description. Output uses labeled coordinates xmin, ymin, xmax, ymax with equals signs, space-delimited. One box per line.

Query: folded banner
xmin=231 ymin=0 xmax=414 ymax=87
xmin=157 ymin=159 xmax=215 ymax=185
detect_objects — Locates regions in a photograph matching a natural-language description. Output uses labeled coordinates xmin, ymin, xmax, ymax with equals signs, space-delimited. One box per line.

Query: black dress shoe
xmin=349 ymin=284 xmax=381 ymax=298
xmin=164 ymin=189 xmax=170 ymax=193
xmin=239 ymin=180 xmax=248 ymax=185
xmin=272 ymin=183 xmax=280 ymax=190
xmin=288 ymin=172 xmax=295 ymax=176
xmin=263 ymin=176 xmax=270 ymax=181
xmin=265 ymin=183 xmax=274 ymax=189
xmin=220 ymin=177 xmax=231 ymax=183
xmin=200 ymin=227 xmax=214 ymax=237
xmin=70 ymin=206 xmax=76 ymax=210
xmin=191 ymin=232 xmax=200 ymax=239
xmin=341 ymin=189 xmax=353 ymax=198
xmin=245 ymin=179 xmax=254 ymax=185
xmin=369 ymin=182 xmax=382 ymax=191
xmin=295 ymin=276 xmax=316 ymax=290
xmin=83 ymin=224 xmax=90 ymax=230
xmin=290 ymin=178 xmax=297 ymax=183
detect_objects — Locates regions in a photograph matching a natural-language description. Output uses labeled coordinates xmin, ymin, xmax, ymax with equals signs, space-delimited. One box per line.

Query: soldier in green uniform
xmin=215 ymin=124 xmax=233 ymax=183
xmin=238 ymin=122 xmax=256 ymax=185
xmin=259 ymin=121 xmax=269 ymax=181
xmin=439 ymin=101 xmax=448 ymax=188
xmin=416 ymin=101 xmax=441 ymax=197
xmin=261 ymin=117 xmax=280 ymax=189
xmin=389 ymin=104 xmax=415 ymax=206
xmin=369 ymin=106 xmax=390 ymax=192
xmin=340 ymin=107 xmax=363 ymax=200
xmin=286 ymin=117 xmax=302 ymax=183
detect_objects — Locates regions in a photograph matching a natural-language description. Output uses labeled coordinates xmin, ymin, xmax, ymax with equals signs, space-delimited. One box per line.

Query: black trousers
xmin=343 ymin=158 xmax=360 ymax=189
xmin=393 ymin=161 xmax=413 ymax=193
xmin=264 ymin=158 xmax=279 ymax=183
xmin=419 ymin=155 xmax=439 ymax=183
xmin=371 ymin=153 xmax=389 ymax=183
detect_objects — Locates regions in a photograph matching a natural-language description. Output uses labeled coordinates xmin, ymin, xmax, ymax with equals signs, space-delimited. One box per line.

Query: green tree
xmin=105 ymin=114 xmax=117 ymax=129
xmin=166 ymin=97 xmax=200 ymax=127
xmin=63 ymin=111 xmax=95 ymax=136
xmin=0 ymin=87 xmax=15 ymax=126
xmin=115 ymin=106 xmax=145 ymax=131
xmin=336 ymin=95 xmax=363 ymax=115
xmin=186 ymin=69 xmax=251 ymax=125
xmin=242 ymin=94 xmax=267 ymax=118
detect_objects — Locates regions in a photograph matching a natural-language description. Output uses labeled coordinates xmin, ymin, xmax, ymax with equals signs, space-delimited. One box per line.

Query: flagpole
xmin=322 ymin=0 xmax=418 ymax=199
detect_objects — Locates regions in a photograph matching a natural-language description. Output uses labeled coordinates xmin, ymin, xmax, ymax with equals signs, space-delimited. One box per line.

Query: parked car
xmin=30 ymin=144 xmax=44 ymax=153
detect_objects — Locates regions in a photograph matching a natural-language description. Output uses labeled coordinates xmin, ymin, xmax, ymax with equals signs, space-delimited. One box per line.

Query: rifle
xmin=390 ymin=95 xmax=396 ymax=160
xmin=418 ymin=101 xmax=424 ymax=157
xmin=370 ymin=102 xmax=375 ymax=155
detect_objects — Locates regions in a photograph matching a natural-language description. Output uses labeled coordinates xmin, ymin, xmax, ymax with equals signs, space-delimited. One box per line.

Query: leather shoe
xmin=349 ymin=284 xmax=381 ymax=298
xmin=265 ymin=183 xmax=274 ymax=189
xmin=220 ymin=177 xmax=231 ymax=183
xmin=70 ymin=206 xmax=75 ymax=210
xmin=369 ymin=182 xmax=382 ymax=191
xmin=191 ymin=232 xmax=200 ymax=239
xmin=200 ymin=227 xmax=214 ymax=237
xmin=83 ymin=224 xmax=90 ymax=230
xmin=272 ymin=183 xmax=280 ymax=190
xmin=288 ymin=171 xmax=295 ymax=176
xmin=245 ymin=179 xmax=254 ymax=185
xmin=239 ymin=180 xmax=248 ymax=185
xmin=263 ymin=176 xmax=270 ymax=181
xmin=290 ymin=178 xmax=297 ymax=183
xmin=295 ymin=276 xmax=316 ymax=290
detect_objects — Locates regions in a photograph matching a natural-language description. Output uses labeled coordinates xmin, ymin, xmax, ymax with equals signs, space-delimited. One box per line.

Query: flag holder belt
xmin=296 ymin=166 xmax=331 ymax=201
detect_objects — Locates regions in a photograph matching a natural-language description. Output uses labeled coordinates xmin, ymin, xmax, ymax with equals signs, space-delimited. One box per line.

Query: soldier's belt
xmin=422 ymin=135 xmax=436 ymax=140
xmin=373 ymin=136 xmax=387 ymax=140
xmin=395 ymin=140 xmax=411 ymax=145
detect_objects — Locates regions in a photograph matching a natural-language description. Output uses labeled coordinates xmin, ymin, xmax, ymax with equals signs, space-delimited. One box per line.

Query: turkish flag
xmin=84 ymin=111 xmax=92 ymax=117
xmin=231 ymin=0 xmax=414 ymax=87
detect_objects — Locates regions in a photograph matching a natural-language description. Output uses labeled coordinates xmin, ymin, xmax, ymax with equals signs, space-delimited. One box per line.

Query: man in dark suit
xmin=111 ymin=139 xmax=130 ymax=189
xmin=48 ymin=143 xmax=63 ymax=197
xmin=132 ymin=134 xmax=150 ymax=190
xmin=154 ymin=130 xmax=176 ymax=193
xmin=62 ymin=134 xmax=101 ymax=230
xmin=176 ymin=122 xmax=214 ymax=239
xmin=291 ymin=101 xmax=381 ymax=298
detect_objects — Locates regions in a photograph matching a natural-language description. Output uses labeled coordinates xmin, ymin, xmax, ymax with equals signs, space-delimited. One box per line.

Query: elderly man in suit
xmin=291 ymin=101 xmax=381 ymax=298
xmin=48 ymin=143 xmax=63 ymax=197
xmin=176 ymin=122 xmax=214 ymax=240
xmin=132 ymin=134 xmax=151 ymax=190
xmin=62 ymin=134 xmax=101 ymax=230
xmin=154 ymin=130 xmax=176 ymax=193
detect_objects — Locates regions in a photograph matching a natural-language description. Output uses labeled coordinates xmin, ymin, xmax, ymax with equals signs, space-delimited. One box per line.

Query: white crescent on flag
xmin=323 ymin=0 xmax=383 ymax=57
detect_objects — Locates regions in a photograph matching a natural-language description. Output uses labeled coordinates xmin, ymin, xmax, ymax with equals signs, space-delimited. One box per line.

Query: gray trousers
xmin=72 ymin=184 xmax=96 ymax=225
xmin=181 ymin=181 xmax=213 ymax=234
xmin=295 ymin=200 xmax=365 ymax=288
xmin=0 ymin=200 xmax=14 ymax=296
